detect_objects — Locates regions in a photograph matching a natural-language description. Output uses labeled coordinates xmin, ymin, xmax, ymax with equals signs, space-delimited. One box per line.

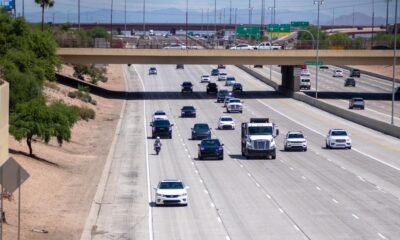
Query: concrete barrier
xmin=0 ymin=81 xmax=9 ymax=165
xmin=238 ymin=66 xmax=400 ymax=139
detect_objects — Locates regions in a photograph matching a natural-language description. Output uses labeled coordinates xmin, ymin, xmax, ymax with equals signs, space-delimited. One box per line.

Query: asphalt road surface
xmin=91 ymin=63 xmax=400 ymax=240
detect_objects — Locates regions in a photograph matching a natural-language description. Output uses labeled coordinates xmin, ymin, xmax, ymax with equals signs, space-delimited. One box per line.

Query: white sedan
xmin=230 ymin=44 xmax=254 ymax=50
xmin=154 ymin=179 xmax=189 ymax=206
xmin=332 ymin=69 xmax=344 ymax=77
xmin=152 ymin=110 xmax=168 ymax=121
xmin=163 ymin=43 xmax=187 ymax=49
xmin=218 ymin=72 xmax=228 ymax=81
xmin=218 ymin=116 xmax=235 ymax=130
xmin=201 ymin=75 xmax=210 ymax=83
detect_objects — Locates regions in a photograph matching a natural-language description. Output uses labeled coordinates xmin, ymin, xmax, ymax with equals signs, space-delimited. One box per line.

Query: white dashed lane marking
xmin=378 ymin=233 xmax=387 ymax=239
xmin=352 ymin=214 xmax=359 ymax=220
xmin=332 ymin=198 xmax=339 ymax=204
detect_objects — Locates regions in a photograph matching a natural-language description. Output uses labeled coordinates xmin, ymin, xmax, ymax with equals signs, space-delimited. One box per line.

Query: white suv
xmin=218 ymin=72 xmax=228 ymax=81
xmin=332 ymin=69 xmax=344 ymax=77
xmin=152 ymin=110 xmax=168 ymax=121
xmin=201 ymin=75 xmax=210 ymax=83
xmin=326 ymin=129 xmax=352 ymax=149
xmin=284 ymin=131 xmax=307 ymax=151
xmin=218 ymin=115 xmax=235 ymax=130
xmin=154 ymin=179 xmax=189 ymax=206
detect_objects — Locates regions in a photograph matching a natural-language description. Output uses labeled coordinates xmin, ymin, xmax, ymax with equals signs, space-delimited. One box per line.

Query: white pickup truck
xmin=254 ymin=42 xmax=282 ymax=50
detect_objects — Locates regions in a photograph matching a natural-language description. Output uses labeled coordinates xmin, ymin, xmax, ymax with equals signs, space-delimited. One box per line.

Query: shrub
xmin=78 ymin=107 xmax=96 ymax=121
xmin=68 ymin=91 xmax=77 ymax=98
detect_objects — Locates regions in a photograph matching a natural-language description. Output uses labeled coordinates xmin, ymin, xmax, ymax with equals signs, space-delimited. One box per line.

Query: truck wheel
xmin=198 ymin=155 xmax=202 ymax=160
xmin=326 ymin=143 xmax=330 ymax=149
xmin=304 ymin=148 xmax=307 ymax=152
xmin=271 ymin=155 xmax=276 ymax=159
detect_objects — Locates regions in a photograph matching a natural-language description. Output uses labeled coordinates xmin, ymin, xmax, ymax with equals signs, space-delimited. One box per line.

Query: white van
xmin=299 ymin=77 xmax=311 ymax=90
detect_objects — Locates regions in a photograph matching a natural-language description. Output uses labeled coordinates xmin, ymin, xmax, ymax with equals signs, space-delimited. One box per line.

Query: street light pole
xmin=214 ymin=0 xmax=217 ymax=48
xmin=391 ymin=0 xmax=398 ymax=125
xmin=143 ymin=0 xmax=146 ymax=35
xmin=273 ymin=0 xmax=276 ymax=23
xmin=110 ymin=0 xmax=114 ymax=48
xmin=371 ymin=0 xmax=375 ymax=47
xmin=386 ymin=0 xmax=392 ymax=31
xmin=78 ymin=0 xmax=80 ymax=29
xmin=186 ymin=0 xmax=188 ymax=47
xmin=314 ymin=0 xmax=324 ymax=99
xmin=124 ymin=0 xmax=127 ymax=32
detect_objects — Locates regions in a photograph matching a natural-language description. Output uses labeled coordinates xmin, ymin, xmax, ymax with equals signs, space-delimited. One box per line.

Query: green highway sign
xmin=236 ymin=25 xmax=260 ymax=40
xmin=291 ymin=21 xmax=310 ymax=28
xmin=267 ymin=24 xmax=291 ymax=33
xmin=304 ymin=61 xmax=324 ymax=66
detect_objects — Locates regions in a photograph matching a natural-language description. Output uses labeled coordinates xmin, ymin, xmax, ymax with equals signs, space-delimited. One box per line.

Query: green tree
xmin=328 ymin=33 xmax=350 ymax=47
xmin=10 ymin=98 xmax=79 ymax=156
xmin=34 ymin=0 xmax=55 ymax=31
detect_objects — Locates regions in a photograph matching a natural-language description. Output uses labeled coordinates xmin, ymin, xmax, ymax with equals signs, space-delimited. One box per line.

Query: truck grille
xmin=336 ymin=139 xmax=346 ymax=143
xmin=253 ymin=140 xmax=270 ymax=150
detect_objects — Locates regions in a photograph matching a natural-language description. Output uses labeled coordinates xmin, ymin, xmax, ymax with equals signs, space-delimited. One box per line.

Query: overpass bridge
xmin=57 ymin=48 xmax=398 ymax=91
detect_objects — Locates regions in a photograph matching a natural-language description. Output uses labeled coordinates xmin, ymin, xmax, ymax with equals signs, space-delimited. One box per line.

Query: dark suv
xmin=207 ymin=82 xmax=218 ymax=94
xmin=181 ymin=106 xmax=196 ymax=117
xmin=181 ymin=82 xmax=193 ymax=93
xmin=217 ymin=90 xmax=229 ymax=103
xmin=198 ymin=139 xmax=224 ymax=160
xmin=151 ymin=119 xmax=173 ymax=138
xmin=149 ymin=67 xmax=157 ymax=75
xmin=191 ymin=123 xmax=211 ymax=140
xmin=344 ymin=78 xmax=356 ymax=87
xmin=232 ymin=83 xmax=243 ymax=93
xmin=211 ymin=69 xmax=219 ymax=76
xmin=176 ymin=64 xmax=184 ymax=69
xmin=350 ymin=68 xmax=361 ymax=77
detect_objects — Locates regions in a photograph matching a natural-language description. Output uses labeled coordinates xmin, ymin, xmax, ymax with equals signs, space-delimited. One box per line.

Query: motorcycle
xmin=154 ymin=143 xmax=161 ymax=155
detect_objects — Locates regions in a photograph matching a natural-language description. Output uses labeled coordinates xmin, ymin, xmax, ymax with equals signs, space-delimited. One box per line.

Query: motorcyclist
xmin=154 ymin=136 xmax=162 ymax=148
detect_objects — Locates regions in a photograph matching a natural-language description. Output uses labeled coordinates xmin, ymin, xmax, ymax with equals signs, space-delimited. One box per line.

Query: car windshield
xmin=221 ymin=117 xmax=233 ymax=121
xmin=227 ymin=77 xmax=235 ymax=81
xmin=182 ymin=82 xmax=192 ymax=86
xmin=301 ymin=79 xmax=310 ymax=82
xmin=331 ymin=131 xmax=347 ymax=136
xmin=194 ymin=124 xmax=209 ymax=130
xmin=153 ymin=120 xmax=170 ymax=127
xmin=229 ymin=99 xmax=240 ymax=103
xmin=288 ymin=133 xmax=304 ymax=138
xmin=202 ymin=75 xmax=209 ymax=78
xmin=182 ymin=106 xmax=195 ymax=110
xmin=154 ymin=112 xmax=165 ymax=116
xmin=150 ymin=67 xmax=156 ymax=70
xmin=248 ymin=126 xmax=273 ymax=135
xmin=353 ymin=99 xmax=364 ymax=102
xmin=159 ymin=181 xmax=184 ymax=189
xmin=201 ymin=139 xmax=220 ymax=147
xmin=220 ymin=73 xmax=227 ymax=76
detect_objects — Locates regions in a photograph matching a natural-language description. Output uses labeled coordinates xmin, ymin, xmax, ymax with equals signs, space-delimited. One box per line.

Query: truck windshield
xmin=248 ymin=126 xmax=273 ymax=135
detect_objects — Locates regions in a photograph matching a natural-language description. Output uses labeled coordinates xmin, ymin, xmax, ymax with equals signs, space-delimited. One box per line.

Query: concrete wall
xmin=0 ymin=81 xmax=9 ymax=165
xmin=238 ymin=66 xmax=400 ymax=139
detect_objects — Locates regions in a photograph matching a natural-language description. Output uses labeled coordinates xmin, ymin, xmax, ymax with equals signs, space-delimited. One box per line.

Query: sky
xmin=6 ymin=0 xmax=395 ymax=24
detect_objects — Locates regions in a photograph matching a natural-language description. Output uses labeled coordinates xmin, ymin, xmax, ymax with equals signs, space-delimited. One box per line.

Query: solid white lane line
xmin=135 ymin=66 xmax=154 ymax=240
xmin=256 ymin=100 xmax=400 ymax=173
xmin=352 ymin=214 xmax=359 ymax=220
xmin=239 ymin=164 xmax=244 ymax=168
xmin=378 ymin=233 xmax=387 ymax=239
xmin=332 ymin=198 xmax=339 ymax=204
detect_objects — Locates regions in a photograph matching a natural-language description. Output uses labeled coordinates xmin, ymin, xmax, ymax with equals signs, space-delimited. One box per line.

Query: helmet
xmin=156 ymin=136 xmax=160 ymax=140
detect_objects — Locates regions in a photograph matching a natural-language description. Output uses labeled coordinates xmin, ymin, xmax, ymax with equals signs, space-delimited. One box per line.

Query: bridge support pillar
xmin=281 ymin=65 xmax=300 ymax=92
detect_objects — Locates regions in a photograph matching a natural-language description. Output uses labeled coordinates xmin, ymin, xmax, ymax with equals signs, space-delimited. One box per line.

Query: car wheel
xmin=284 ymin=146 xmax=288 ymax=151
xmin=304 ymin=148 xmax=307 ymax=152
xmin=326 ymin=143 xmax=330 ymax=149
xmin=240 ymin=110 xmax=243 ymax=113
xmin=348 ymin=146 xmax=352 ymax=150
xmin=152 ymin=135 xmax=155 ymax=139
xmin=169 ymin=135 xmax=172 ymax=139
xmin=271 ymin=155 xmax=276 ymax=159
xmin=198 ymin=155 xmax=202 ymax=160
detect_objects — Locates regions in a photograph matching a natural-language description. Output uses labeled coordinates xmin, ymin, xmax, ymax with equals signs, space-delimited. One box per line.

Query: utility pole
xmin=143 ymin=0 xmax=146 ymax=35
xmin=229 ymin=0 xmax=232 ymax=24
xmin=273 ymin=0 xmax=276 ymax=23
xmin=372 ymin=0 xmax=375 ymax=46
xmin=22 ymin=0 xmax=25 ymax=17
xmin=352 ymin=6 xmax=355 ymax=28
xmin=332 ymin=8 xmax=335 ymax=26
xmin=207 ymin=8 xmax=209 ymax=32
xmin=234 ymin=8 xmax=237 ymax=25
xmin=248 ymin=0 xmax=251 ymax=24
xmin=386 ymin=0 xmax=392 ymax=31
xmin=314 ymin=0 xmax=324 ymax=99
xmin=201 ymin=9 xmax=204 ymax=31
xmin=214 ymin=0 xmax=217 ymax=48
xmin=78 ymin=0 xmax=80 ymax=29
xmin=110 ymin=0 xmax=114 ymax=47
xmin=186 ymin=0 xmax=188 ymax=47
xmin=391 ymin=0 xmax=398 ymax=125
xmin=124 ymin=0 xmax=127 ymax=32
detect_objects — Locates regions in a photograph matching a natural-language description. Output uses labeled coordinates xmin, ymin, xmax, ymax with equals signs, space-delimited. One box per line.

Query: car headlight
xmin=200 ymin=146 xmax=205 ymax=150
xmin=156 ymin=193 xmax=163 ymax=197
xmin=182 ymin=193 xmax=187 ymax=196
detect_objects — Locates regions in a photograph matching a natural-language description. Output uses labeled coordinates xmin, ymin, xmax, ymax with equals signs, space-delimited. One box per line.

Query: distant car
xmin=191 ymin=123 xmax=212 ymax=140
xmin=254 ymin=65 xmax=263 ymax=68
xmin=176 ymin=64 xmax=184 ymax=69
xmin=217 ymin=64 xmax=226 ymax=69
xmin=326 ymin=128 xmax=352 ymax=149
xmin=232 ymin=83 xmax=243 ymax=93
xmin=319 ymin=65 xmax=329 ymax=69
xmin=217 ymin=89 xmax=229 ymax=102
xmin=181 ymin=106 xmax=196 ymax=117
xmin=154 ymin=179 xmax=188 ymax=206
xmin=301 ymin=69 xmax=311 ymax=76
xmin=349 ymin=97 xmax=365 ymax=110
xmin=332 ymin=69 xmax=344 ymax=77
xmin=218 ymin=72 xmax=228 ymax=81
xmin=230 ymin=44 xmax=254 ymax=50
xmin=350 ymin=68 xmax=361 ymax=77
xmin=151 ymin=119 xmax=173 ymax=139
xmin=152 ymin=110 xmax=168 ymax=121
xmin=163 ymin=43 xmax=187 ymax=49
xmin=201 ymin=75 xmax=210 ymax=83
xmin=299 ymin=77 xmax=311 ymax=90
xmin=218 ymin=115 xmax=235 ymax=130
xmin=225 ymin=76 xmax=236 ymax=86
xmin=198 ymin=139 xmax=224 ymax=160
xmin=284 ymin=131 xmax=307 ymax=151
xmin=211 ymin=69 xmax=220 ymax=76
xmin=226 ymin=98 xmax=243 ymax=113
xmin=344 ymin=78 xmax=356 ymax=87
xmin=149 ymin=67 xmax=157 ymax=75
xmin=181 ymin=81 xmax=193 ymax=93
xmin=207 ymin=82 xmax=218 ymax=94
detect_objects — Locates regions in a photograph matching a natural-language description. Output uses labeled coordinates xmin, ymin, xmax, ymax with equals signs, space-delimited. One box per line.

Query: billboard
xmin=0 ymin=0 xmax=15 ymax=11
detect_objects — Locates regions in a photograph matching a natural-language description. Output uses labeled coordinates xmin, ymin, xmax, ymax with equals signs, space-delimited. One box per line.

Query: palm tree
xmin=35 ymin=0 xmax=55 ymax=31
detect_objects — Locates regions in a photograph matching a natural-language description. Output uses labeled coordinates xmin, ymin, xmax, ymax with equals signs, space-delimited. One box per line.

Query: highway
xmin=251 ymin=64 xmax=400 ymax=125
xmin=90 ymin=63 xmax=400 ymax=240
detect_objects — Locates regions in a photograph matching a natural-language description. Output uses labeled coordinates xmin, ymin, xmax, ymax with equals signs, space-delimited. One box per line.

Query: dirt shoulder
xmin=4 ymin=64 xmax=125 ymax=240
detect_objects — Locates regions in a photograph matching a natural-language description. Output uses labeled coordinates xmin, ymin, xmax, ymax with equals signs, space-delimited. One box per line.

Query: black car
xmin=211 ymin=69 xmax=219 ymax=76
xmin=198 ymin=139 xmax=224 ymax=160
xmin=217 ymin=89 xmax=229 ymax=102
xmin=207 ymin=82 xmax=218 ymax=94
xmin=181 ymin=81 xmax=193 ymax=93
xmin=151 ymin=119 xmax=173 ymax=138
xmin=149 ymin=67 xmax=157 ymax=75
xmin=349 ymin=97 xmax=365 ymax=110
xmin=232 ymin=83 xmax=243 ymax=93
xmin=254 ymin=65 xmax=263 ymax=68
xmin=176 ymin=64 xmax=184 ymax=69
xmin=181 ymin=106 xmax=196 ymax=117
xmin=217 ymin=64 xmax=226 ymax=69
xmin=350 ymin=68 xmax=361 ymax=77
xmin=191 ymin=123 xmax=211 ymax=140
xmin=344 ymin=78 xmax=356 ymax=87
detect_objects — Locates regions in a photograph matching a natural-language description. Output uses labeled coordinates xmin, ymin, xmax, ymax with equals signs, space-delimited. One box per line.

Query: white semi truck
xmin=241 ymin=118 xmax=279 ymax=159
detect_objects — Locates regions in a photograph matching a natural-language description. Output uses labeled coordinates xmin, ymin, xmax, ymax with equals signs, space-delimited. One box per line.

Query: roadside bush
xmin=77 ymin=107 xmax=96 ymax=121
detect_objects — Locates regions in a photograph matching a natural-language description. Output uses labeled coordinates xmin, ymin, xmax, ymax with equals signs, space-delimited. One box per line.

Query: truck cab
xmin=241 ymin=118 xmax=279 ymax=159
xmin=254 ymin=42 xmax=282 ymax=50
